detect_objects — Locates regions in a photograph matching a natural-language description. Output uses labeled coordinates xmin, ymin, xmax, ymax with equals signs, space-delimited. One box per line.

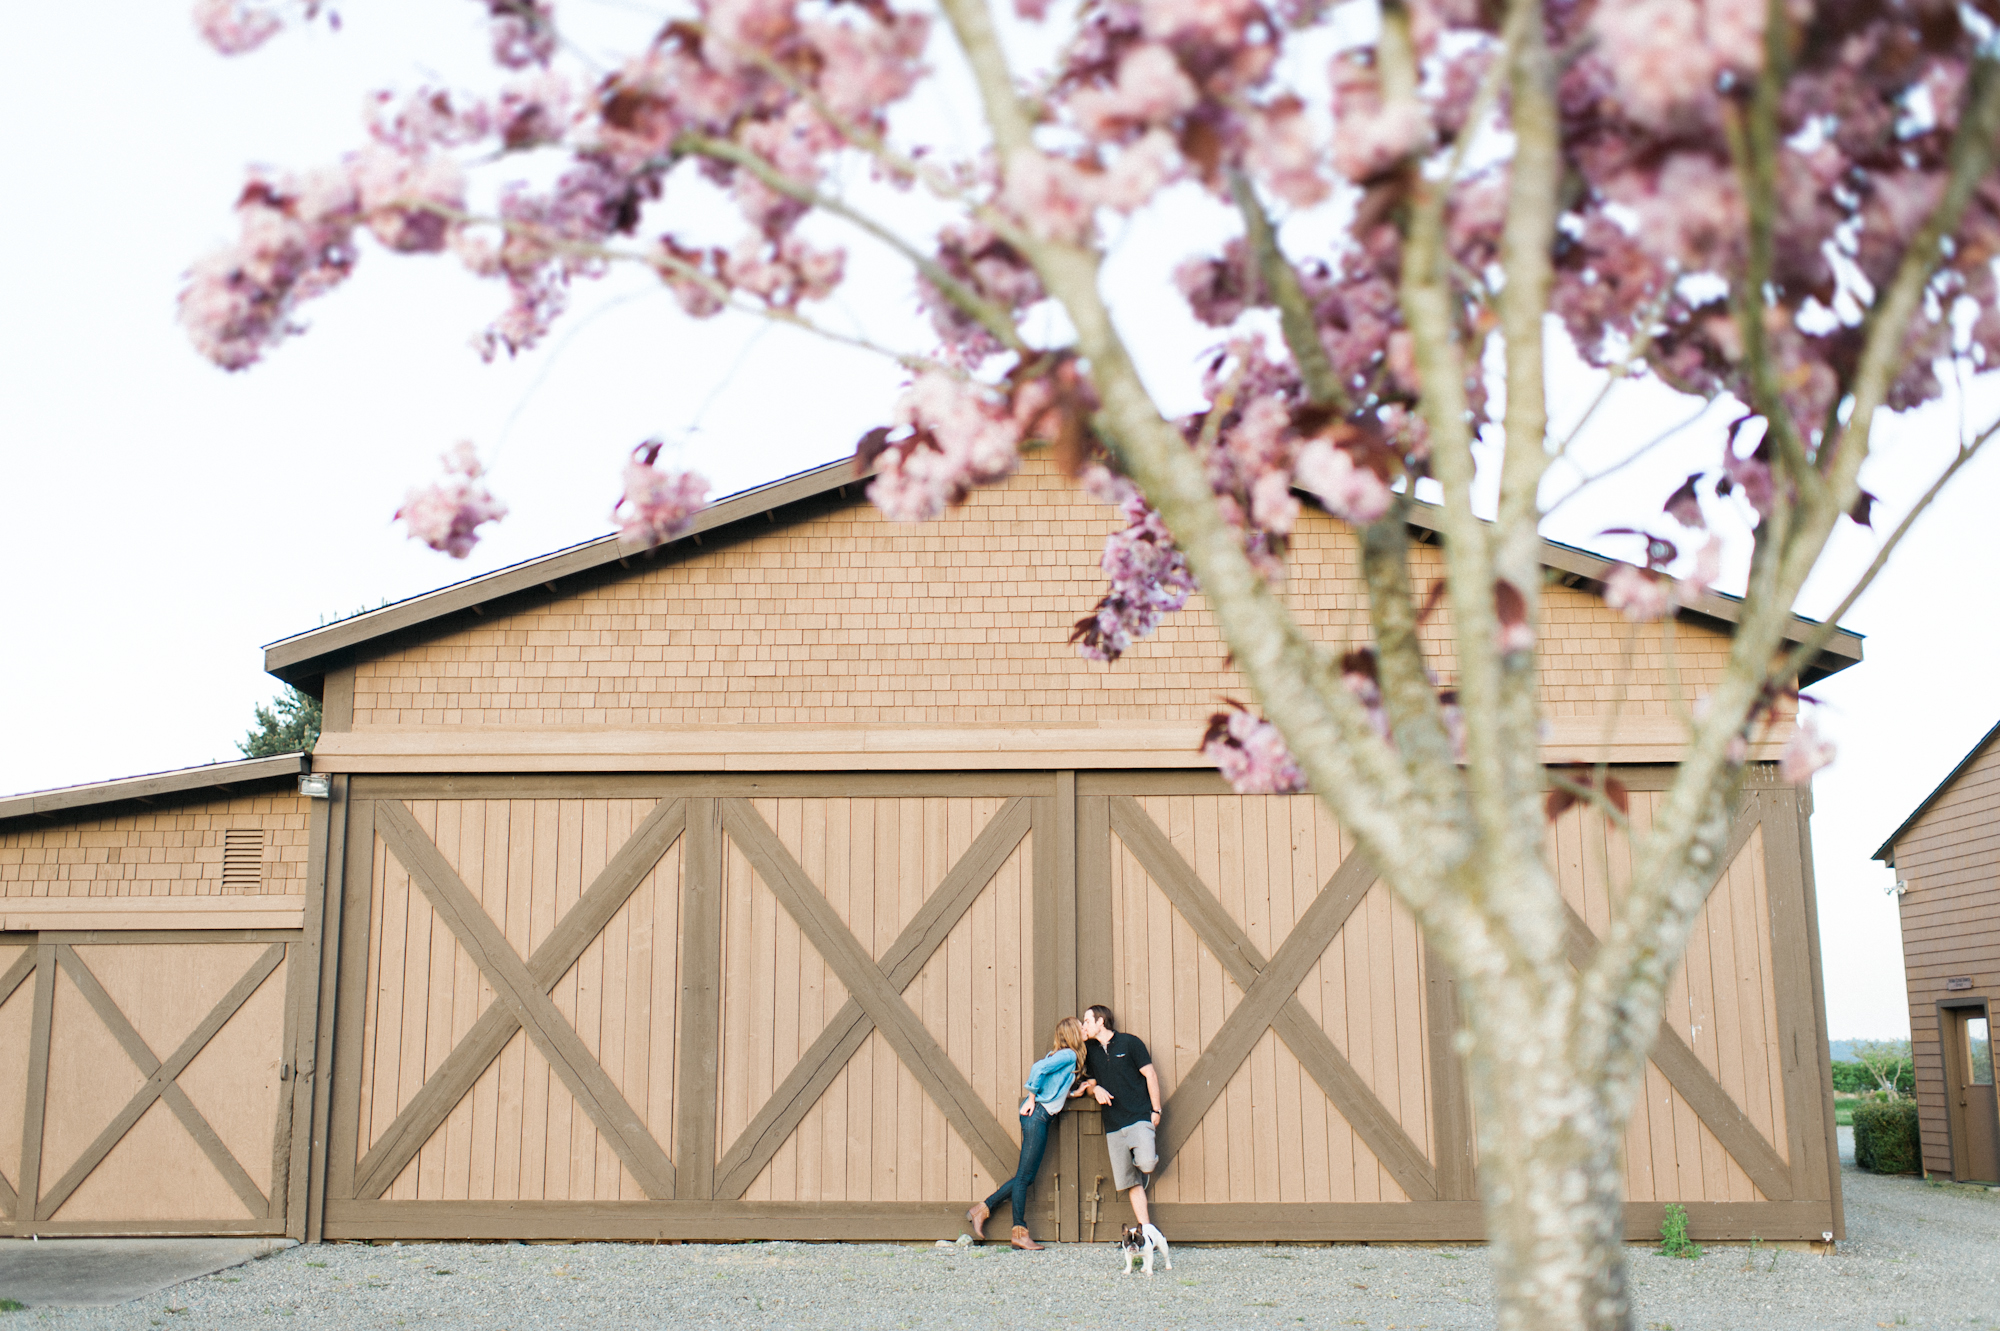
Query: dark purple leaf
xmin=1664 ymin=474 xmax=1706 ymax=529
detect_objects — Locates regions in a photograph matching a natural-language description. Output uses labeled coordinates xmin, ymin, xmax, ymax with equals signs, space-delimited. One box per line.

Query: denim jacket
xmin=1024 ymin=1048 xmax=1078 ymax=1115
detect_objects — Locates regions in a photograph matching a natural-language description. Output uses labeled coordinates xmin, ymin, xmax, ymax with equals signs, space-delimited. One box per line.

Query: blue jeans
xmin=983 ymin=1102 xmax=1052 ymax=1228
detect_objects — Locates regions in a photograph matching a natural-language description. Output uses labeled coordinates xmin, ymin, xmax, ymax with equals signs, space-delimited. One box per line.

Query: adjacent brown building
xmin=1875 ymin=720 xmax=2000 ymax=1183
xmin=1 ymin=457 xmax=1859 ymax=1243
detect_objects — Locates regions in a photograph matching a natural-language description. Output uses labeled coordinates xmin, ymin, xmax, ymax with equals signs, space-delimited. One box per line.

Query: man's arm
xmin=1141 ymin=1063 xmax=1162 ymax=1125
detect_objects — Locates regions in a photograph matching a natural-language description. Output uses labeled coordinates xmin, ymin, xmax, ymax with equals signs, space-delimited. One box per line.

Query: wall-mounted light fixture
xmin=299 ymin=773 xmax=332 ymax=799
xmin=1888 ymin=878 xmax=1909 ymax=896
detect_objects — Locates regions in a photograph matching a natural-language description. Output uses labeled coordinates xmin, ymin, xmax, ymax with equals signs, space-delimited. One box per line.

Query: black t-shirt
xmin=1083 ymin=1032 xmax=1155 ymax=1132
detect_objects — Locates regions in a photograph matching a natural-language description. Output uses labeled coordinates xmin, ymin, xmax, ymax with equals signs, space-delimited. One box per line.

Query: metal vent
xmin=222 ymin=829 xmax=265 ymax=893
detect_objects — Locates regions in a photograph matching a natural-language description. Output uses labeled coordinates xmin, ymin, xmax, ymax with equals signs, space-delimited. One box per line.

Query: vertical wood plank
xmin=676 ymin=798 xmax=723 ymax=1200
xmin=504 ymin=801 xmax=538 ymax=1199
xmin=1424 ymin=937 xmax=1474 ymax=1200
xmin=267 ymin=940 xmax=298 ymax=1224
xmin=469 ymin=801 xmax=509 ymax=1202
xmin=326 ymin=796 xmax=377 ymax=1210
xmin=297 ymin=772 xmax=347 ymax=1241
xmin=1033 ymin=781 xmax=1079 ymax=1238
xmin=16 ymin=946 xmax=55 ymax=1226
xmin=1760 ymin=787 xmax=1831 ymax=1209
xmin=1794 ymin=786 xmax=1845 ymax=1237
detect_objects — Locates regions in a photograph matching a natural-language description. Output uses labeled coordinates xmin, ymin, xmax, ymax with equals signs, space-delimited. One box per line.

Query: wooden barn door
xmin=1073 ymin=776 xmax=1472 ymax=1241
xmin=1071 ymin=772 xmax=1837 ymax=1243
xmin=309 ymin=769 xmax=1830 ymax=1242
xmin=0 ymin=933 xmax=299 ymax=1236
xmin=319 ymin=777 xmax=1056 ymax=1240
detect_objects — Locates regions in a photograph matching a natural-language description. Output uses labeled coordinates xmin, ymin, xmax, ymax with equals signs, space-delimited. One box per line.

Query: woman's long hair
xmin=1051 ymin=1015 xmax=1088 ymax=1070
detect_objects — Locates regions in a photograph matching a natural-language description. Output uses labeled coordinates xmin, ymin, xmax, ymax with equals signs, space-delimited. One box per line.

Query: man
xmin=1078 ymin=1004 xmax=1162 ymax=1228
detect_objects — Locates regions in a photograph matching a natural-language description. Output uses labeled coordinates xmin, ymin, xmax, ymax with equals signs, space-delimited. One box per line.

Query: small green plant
xmin=0 ymin=1299 xmax=24 ymax=1313
xmin=1659 ymin=1204 xmax=1703 ymax=1259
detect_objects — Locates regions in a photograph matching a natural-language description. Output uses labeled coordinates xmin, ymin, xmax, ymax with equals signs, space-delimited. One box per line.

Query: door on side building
xmin=1945 ymin=1002 xmax=2000 ymax=1183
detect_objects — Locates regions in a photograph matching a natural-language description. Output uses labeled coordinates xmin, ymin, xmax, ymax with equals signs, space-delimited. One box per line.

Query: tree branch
xmin=675 ymin=131 xmax=1029 ymax=353
xmin=934 ymin=0 xmax=1433 ymax=890
xmin=1227 ymin=169 xmax=1347 ymax=411
xmin=1382 ymin=0 xmax=1499 ymax=781
xmin=1772 ymin=410 xmax=2000 ymax=687
xmin=1816 ymin=56 xmax=2000 ymax=555
xmin=1491 ymin=0 xmax=1564 ymax=835
xmin=1573 ymin=29 xmax=2000 ymax=1097
xmin=1359 ymin=506 xmax=1463 ymax=811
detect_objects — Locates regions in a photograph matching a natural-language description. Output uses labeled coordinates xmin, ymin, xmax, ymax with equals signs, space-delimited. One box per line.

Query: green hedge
xmin=1853 ymin=1099 xmax=1921 ymax=1174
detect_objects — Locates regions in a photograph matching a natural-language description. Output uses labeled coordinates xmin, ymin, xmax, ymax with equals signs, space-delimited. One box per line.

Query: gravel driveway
xmin=9 ymin=1165 xmax=1997 ymax=1329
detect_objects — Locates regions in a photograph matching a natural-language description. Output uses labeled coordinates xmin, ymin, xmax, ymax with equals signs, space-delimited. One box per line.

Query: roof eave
xmin=263 ymin=457 xmax=869 ymax=689
xmin=0 ymin=753 xmax=310 ymax=825
xmin=261 ymin=463 xmax=1863 ymax=688
xmin=1870 ymin=716 xmax=2000 ymax=863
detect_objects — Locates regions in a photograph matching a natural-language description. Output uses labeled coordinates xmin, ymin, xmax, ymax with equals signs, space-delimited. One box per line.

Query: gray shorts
xmin=1103 ymin=1121 xmax=1158 ymax=1191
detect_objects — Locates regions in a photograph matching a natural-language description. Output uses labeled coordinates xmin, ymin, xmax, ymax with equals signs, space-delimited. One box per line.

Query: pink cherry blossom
xmin=1246 ymin=98 xmax=1328 ymax=208
xmin=350 ymin=144 xmax=465 ymax=253
xmin=1100 ymin=130 xmax=1183 ymax=212
xmin=1000 ymin=149 xmax=1100 ymax=244
xmin=867 ymin=372 xmax=1025 ymax=523
xmin=193 ymin=0 xmax=285 ymax=55
xmin=805 ymin=12 xmax=931 ymax=127
xmin=614 ymin=442 xmax=711 ymax=545
xmin=1607 ymin=153 xmax=1743 ymax=271
xmin=1590 ymin=0 xmax=1718 ymax=129
xmin=1072 ymin=466 xmax=1197 ymax=662
xmin=1203 ymin=706 xmax=1308 ymax=795
xmin=494 ymin=71 xmax=577 ymax=149
xmin=1330 ymin=54 xmax=1431 ymax=183
xmin=1679 ymin=535 xmax=1723 ymax=599
xmin=702 ymin=0 xmax=799 ymax=71
xmin=1295 ymin=439 xmax=1393 ymax=524
xmin=1175 ymin=240 xmax=1261 ymax=327
xmin=1069 ymin=44 xmax=1199 ymax=138
xmin=486 ymin=0 xmax=557 ymax=70
xmin=1341 ymin=656 xmax=1392 ymax=740
xmin=1604 ymin=562 xmax=1675 ymax=622
xmin=178 ymin=174 xmax=359 ymax=370
xmin=1721 ymin=446 xmax=1776 ymax=517
xmin=1778 ymin=713 xmax=1836 ymax=784
xmin=396 ymin=442 xmax=509 ymax=558
xmin=1139 ymin=0 xmax=1263 ymax=44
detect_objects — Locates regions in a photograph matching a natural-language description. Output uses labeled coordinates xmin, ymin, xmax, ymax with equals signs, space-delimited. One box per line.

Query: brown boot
xmin=965 ymin=1202 xmax=989 ymax=1240
xmin=1010 ymin=1226 xmax=1043 ymax=1251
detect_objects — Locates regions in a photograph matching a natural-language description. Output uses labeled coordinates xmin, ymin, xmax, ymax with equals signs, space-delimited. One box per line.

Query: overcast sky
xmin=6 ymin=1 xmax=1996 ymax=1042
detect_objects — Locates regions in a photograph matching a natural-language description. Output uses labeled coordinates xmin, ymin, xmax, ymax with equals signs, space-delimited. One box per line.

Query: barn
xmin=1874 ymin=719 xmax=2000 ymax=1183
xmin=0 ymin=456 xmax=1858 ymax=1245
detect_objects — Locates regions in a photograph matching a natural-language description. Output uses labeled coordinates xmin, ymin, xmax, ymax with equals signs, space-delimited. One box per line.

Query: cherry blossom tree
xmin=183 ymin=0 xmax=2000 ymax=1324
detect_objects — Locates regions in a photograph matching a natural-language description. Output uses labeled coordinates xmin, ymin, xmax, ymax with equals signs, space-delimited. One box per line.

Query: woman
xmin=967 ymin=1016 xmax=1089 ymax=1250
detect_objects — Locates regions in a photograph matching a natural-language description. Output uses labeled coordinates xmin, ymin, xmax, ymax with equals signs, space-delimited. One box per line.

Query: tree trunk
xmin=1469 ymin=1006 xmax=1636 ymax=1331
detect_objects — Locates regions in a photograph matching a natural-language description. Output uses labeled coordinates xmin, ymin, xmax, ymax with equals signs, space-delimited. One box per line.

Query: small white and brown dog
xmin=1119 ymin=1223 xmax=1172 ymax=1275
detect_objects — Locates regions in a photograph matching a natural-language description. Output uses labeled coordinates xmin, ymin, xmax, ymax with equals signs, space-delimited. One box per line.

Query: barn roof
xmin=0 ymin=752 xmax=308 ymax=826
xmin=1871 ymin=717 xmax=2000 ymax=863
xmin=260 ymin=456 xmax=1863 ymax=693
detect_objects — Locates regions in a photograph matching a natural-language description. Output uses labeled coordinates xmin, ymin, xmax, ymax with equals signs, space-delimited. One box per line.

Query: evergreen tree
xmin=239 ymin=685 xmax=321 ymax=757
